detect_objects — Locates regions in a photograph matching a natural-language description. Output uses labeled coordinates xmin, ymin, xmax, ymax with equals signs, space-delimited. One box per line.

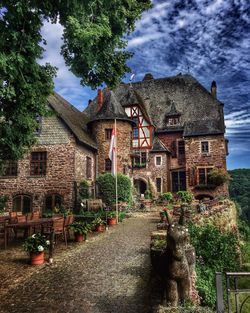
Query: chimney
xmin=97 ymin=89 xmax=103 ymax=111
xmin=143 ymin=73 xmax=154 ymax=81
xmin=211 ymin=80 xmax=217 ymax=98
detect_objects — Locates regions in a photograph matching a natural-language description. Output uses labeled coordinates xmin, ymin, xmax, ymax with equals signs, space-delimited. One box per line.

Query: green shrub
xmin=96 ymin=173 xmax=132 ymax=206
xmin=189 ymin=223 xmax=240 ymax=308
xmin=159 ymin=192 xmax=173 ymax=202
xmin=144 ymin=189 xmax=152 ymax=199
xmin=177 ymin=191 xmax=193 ymax=204
xmin=79 ymin=180 xmax=89 ymax=200
xmin=69 ymin=221 xmax=92 ymax=236
xmin=208 ymin=168 xmax=230 ymax=186
xmin=0 ymin=195 xmax=8 ymax=212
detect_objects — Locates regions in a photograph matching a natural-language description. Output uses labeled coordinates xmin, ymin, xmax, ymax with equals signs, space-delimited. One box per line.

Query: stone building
xmin=0 ymin=74 xmax=228 ymax=213
xmin=0 ymin=93 xmax=97 ymax=213
xmin=85 ymin=73 xmax=228 ymax=200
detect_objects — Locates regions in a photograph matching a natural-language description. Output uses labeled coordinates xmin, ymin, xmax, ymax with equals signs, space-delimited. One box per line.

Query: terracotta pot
xmin=107 ymin=217 xmax=117 ymax=226
xmin=30 ymin=251 xmax=45 ymax=265
xmin=74 ymin=233 xmax=85 ymax=242
xmin=95 ymin=224 xmax=105 ymax=232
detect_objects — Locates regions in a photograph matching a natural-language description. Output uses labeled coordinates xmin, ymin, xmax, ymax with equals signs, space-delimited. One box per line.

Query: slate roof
xmin=150 ymin=137 xmax=171 ymax=153
xmin=183 ymin=119 xmax=223 ymax=137
xmin=165 ymin=101 xmax=181 ymax=116
xmin=87 ymin=89 xmax=134 ymax=125
xmin=48 ymin=93 xmax=97 ymax=150
xmin=84 ymin=74 xmax=225 ymax=137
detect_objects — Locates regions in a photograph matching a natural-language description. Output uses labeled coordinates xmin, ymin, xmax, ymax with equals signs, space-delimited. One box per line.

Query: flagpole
xmin=115 ymin=119 xmax=118 ymax=224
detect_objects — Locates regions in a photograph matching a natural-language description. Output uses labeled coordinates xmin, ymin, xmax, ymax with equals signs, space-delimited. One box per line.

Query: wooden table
xmin=4 ymin=218 xmax=55 ymax=249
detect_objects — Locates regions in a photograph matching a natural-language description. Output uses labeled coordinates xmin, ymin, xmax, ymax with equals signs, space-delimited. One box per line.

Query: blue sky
xmin=40 ymin=0 xmax=250 ymax=170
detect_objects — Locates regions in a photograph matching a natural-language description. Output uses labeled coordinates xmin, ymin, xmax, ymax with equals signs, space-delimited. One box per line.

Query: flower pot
xmin=107 ymin=217 xmax=117 ymax=226
xmin=74 ymin=233 xmax=85 ymax=242
xmin=95 ymin=224 xmax=105 ymax=232
xmin=30 ymin=251 xmax=45 ymax=265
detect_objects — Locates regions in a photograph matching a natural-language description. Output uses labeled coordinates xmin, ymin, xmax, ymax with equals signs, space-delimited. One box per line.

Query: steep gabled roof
xmin=87 ymin=89 xmax=134 ymax=125
xmin=48 ymin=93 xmax=97 ymax=150
xmin=150 ymin=137 xmax=171 ymax=153
xmin=84 ymin=74 xmax=225 ymax=137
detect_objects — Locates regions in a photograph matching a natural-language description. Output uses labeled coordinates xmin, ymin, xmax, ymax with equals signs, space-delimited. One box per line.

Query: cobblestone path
xmin=0 ymin=215 xmax=158 ymax=313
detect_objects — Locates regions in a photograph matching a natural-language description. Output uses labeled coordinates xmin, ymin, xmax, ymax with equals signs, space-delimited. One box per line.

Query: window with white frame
xmin=132 ymin=151 xmax=147 ymax=168
xmin=155 ymin=156 xmax=162 ymax=166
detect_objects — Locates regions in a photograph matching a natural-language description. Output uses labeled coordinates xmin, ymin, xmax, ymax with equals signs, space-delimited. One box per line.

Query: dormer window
xmin=165 ymin=101 xmax=181 ymax=127
xmin=166 ymin=117 xmax=180 ymax=126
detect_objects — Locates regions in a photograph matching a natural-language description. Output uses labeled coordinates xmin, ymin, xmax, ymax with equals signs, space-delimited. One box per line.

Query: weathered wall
xmin=0 ymin=115 xmax=96 ymax=212
xmin=0 ymin=140 xmax=76 ymax=212
xmin=91 ymin=120 xmax=132 ymax=174
xmin=132 ymin=152 xmax=169 ymax=194
xmin=75 ymin=144 xmax=96 ymax=197
xmin=38 ymin=113 xmax=70 ymax=145
xmin=185 ymin=134 xmax=228 ymax=197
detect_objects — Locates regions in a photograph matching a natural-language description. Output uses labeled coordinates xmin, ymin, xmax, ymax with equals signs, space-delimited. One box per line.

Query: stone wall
xmin=75 ymin=144 xmax=96 ymax=197
xmin=91 ymin=120 xmax=132 ymax=174
xmin=132 ymin=152 xmax=169 ymax=194
xmin=0 ymin=115 xmax=97 ymax=212
xmin=185 ymin=134 xmax=228 ymax=197
xmin=0 ymin=140 xmax=76 ymax=212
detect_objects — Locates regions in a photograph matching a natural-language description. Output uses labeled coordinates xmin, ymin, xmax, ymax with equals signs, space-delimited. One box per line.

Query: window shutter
xmin=172 ymin=140 xmax=177 ymax=158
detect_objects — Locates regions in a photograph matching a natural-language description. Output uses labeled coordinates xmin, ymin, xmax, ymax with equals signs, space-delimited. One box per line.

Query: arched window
xmin=44 ymin=194 xmax=63 ymax=212
xmin=13 ymin=195 xmax=32 ymax=214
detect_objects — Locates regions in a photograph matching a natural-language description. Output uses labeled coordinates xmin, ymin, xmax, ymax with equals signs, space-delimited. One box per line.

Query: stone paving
xmin=0 ymin=214 xmax=158 ymax=313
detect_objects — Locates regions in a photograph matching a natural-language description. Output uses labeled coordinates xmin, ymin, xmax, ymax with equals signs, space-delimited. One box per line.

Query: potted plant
xmin=69 ymin=221 xmax=92 ymax=242
xmin=107 ymin=211 xmax=117 ymax=226
xmin=23 ymin=233 xmax=50 ymax=265
xmin=92 ymin=217 xmax=106 ymax=232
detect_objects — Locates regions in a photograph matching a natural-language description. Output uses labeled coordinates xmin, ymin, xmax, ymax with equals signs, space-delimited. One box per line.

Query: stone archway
xmin=134 ymin=178 xmax=148 ymax=196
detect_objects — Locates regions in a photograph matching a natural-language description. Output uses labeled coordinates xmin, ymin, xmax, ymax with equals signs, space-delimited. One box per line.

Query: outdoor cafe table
xmin=4 ymin=218 xmax=56 ymax=249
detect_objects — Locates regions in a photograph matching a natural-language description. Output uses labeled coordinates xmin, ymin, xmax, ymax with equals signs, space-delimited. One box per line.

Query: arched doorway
xmin=134 ymin=179 xmax=147 ymax=196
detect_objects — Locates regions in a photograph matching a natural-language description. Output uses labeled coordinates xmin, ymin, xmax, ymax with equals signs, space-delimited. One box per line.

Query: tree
xmin=0 ymin=0 xmax=151 ymax=164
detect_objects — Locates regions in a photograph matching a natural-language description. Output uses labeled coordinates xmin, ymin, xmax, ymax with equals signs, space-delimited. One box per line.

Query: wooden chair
xmin=43 ymin=217 xmax=67 ymax=247
xmin=64 ymin=215 xmax=75 ymax=240
xmin=0 ymin=219 xmax=9 ymax=249
xmin=26 ymin=213 xmax=32 ymax=221
xmin=17 ymin=215 xmax=26 ymax=223
xmin=31 ymin=212 xmax=40 ymax=220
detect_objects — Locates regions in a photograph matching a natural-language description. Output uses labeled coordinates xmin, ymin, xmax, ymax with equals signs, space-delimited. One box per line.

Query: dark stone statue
xmin=151 ymin=205 xmax=196 ymax=306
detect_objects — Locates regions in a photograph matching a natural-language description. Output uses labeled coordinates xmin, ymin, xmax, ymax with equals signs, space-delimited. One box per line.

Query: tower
xmin=87 ymin=89 xmax=134 ymax=175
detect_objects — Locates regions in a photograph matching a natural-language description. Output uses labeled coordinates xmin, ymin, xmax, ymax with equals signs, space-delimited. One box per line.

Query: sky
xmin=40 ymin=0 xmax=250 ymax=170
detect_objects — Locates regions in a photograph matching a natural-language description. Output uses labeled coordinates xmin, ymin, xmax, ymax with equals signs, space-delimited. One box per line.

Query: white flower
xmin=37 ymin=245 xmax=44 ymax=252
xmin=32 ymin=234 xmax=36 ymax=238
xmin=46 ymin=240 xmax=50 ymax=245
